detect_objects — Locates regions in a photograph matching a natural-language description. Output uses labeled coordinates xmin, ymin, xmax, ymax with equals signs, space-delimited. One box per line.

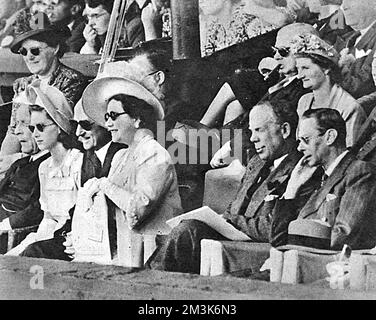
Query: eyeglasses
xmin=18 ymin=46 xmax=48 ymax=56
xmin=70 ymin=120 xmax=95 ymax=131
xmin=28 ymin=123 xmax=55 ymax=133
xmin=83 ymin=11 xmax=108 ymax=23
xmin=271 ymin=46 xmax=290 ymax=58
xmin=104 ymin=111 xmax=127 ymax=121
xmin=299 ymin=132 xmax=325 ymax=145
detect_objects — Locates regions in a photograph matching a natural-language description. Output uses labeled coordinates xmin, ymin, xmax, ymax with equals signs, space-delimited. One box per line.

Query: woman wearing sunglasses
xmin=292 ymin=34 xmax=366 ymax=147
xmin=6 ymin=81 xmax=83 ymax=256
xmin=0 ymin=12 xmax=87 ymax=158
xmin=75 ymin=76 xmax=182 ymax=267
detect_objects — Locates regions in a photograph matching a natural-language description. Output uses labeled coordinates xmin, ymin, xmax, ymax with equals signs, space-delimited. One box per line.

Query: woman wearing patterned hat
xmin=70 ymin=76 xmax=182 ymax=267
xmin=292 ymin=33 xmax=366 ymax=147
xmin=6 ymin=81 xmax=83 ymax=256
xmin=0 ymin=11 xmax=87 ymax=157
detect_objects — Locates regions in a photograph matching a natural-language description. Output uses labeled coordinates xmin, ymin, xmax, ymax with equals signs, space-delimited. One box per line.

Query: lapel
xmin=101 ymin=142 xmax=127 ymax=177
xmin=229 ymin=155 xmax=265 ymax=216
xmin=244 ymin=150 xmax=302 ymax=218
xmin=299 ymin=153 xmax=354 ymax=219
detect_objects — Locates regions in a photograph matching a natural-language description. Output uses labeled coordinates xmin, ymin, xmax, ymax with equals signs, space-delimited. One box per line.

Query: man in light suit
xmin=274 ymin=108 xmax=376 ymax=250
xmin=339 ymin=0 xmax=376 ymax=115
xmin=20 ymin=100 xmax=126 ymax=260
xmin=147 ymin=100 xmax=321 ymax=274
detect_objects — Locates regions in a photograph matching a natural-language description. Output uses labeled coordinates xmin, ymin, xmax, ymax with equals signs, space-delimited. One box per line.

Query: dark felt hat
xmin=287 ymin=218 xmax=332 ymax=250
xmin=10 ymin=11 xmax=71 ymax=54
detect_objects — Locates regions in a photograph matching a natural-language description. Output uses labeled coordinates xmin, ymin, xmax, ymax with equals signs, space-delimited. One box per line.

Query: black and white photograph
xmin=0 ymin=0 xmax=376 ymax=305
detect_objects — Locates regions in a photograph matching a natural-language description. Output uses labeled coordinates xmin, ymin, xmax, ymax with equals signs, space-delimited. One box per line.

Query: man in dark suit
xmin=339 ymin=0 xmax=376 ymax=115
xmin=147 ymin=100 xmax=319 ymax=274
xmin=0 ymin=103 xmax=50 ymax=231
xmin=46 ymin=0 xmax=86 ymax=53
xmin=20 ymin=100 xmax=126 ymax=260
xmin=274 ymin=108 xmax=376 ymax=250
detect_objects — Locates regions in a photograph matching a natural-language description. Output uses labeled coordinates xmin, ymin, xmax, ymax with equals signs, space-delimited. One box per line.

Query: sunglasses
xmin=70 ymin=120 xmax=95 ymax=131
xmin=104 ymin=111 xmax=127 ymax=121
xmin=18 ymin=46 xmax=47 ymax=56
xmin=271 ymin=46 xmax=290 ymax=58
xmin=28 ymin=123 xmax=55 ymax=133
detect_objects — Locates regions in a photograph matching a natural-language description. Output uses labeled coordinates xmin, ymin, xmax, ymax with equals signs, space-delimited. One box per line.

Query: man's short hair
xmin=85 ymin=0 xmax=114 ymax=14
xmin=135 ymin=47 xmax=173 ymax=79
xmin=62 ymin=0 xmax=85 ymax=6
xmin=255 ymin=100 xmax=299 ymax=138
xmin=301 ymin=108 xmax=347 ymax=147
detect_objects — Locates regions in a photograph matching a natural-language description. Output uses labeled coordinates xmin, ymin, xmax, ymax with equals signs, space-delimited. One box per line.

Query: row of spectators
xmin=0 ymin=0 xmax=376 ymax=280
xmin=0 ymin=0 xmax=171 ymax=54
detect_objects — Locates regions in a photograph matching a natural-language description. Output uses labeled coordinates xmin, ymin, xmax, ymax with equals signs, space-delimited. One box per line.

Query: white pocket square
xmin=326 ymin=193 xmax=337 ymax=201
xmin=264 ymin=194 xmax=279 ymax=202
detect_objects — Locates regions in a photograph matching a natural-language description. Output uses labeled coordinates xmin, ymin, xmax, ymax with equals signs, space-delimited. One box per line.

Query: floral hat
xmin=291 ymin=34 xmax=339 ymax=66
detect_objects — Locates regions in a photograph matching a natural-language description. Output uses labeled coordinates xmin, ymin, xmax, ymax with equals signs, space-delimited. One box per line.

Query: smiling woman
xmin=0 ymin=11 xmax=87 ymax=157
xmin=292 ymin=34 xmax=367 ymax=147
xmin=5 ymin=81 xmax=83 ymax=257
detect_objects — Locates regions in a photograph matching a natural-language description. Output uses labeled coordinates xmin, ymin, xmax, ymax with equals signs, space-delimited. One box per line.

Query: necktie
xmin=238 ymin=162 xmax=273 ymax=216
xmin=91 ymin=151 xmax=102 ymax=177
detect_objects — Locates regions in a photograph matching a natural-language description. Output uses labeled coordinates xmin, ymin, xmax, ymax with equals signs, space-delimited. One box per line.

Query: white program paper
xmin=167 ymin=206 xmax=251 ymax=241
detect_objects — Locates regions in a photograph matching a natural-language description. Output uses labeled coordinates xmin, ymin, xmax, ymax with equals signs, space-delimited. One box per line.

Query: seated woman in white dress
xmin=6 ymin=81 xmax=82 ymax=256
xmin=68 ymin=76 xmax=182 ymax=267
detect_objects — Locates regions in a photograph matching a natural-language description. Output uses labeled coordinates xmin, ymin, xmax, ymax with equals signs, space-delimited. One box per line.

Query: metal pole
xmin=170 ymin=0 xmax=201 ymax=60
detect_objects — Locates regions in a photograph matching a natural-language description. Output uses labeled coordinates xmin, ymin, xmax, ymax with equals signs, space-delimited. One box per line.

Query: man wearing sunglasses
xmin=20 ymin=100 xmax=127 ymax=260
xmin=0 ymin=103 xmax=50 ymax=232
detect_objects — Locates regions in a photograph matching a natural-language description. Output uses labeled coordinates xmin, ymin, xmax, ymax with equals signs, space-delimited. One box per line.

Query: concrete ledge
xmin=0 ymin=255 xmax=374 ymax=300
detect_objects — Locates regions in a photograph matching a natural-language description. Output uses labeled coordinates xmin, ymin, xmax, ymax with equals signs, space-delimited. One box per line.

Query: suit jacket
xmin=66 ymin=18 xmax=86 ymax=53
xmin=227 ymin=76 xmax=308 ymax=164
xmin=341 ymin=22 xmax=376 ymax=114
xmin=275 ymin=153 xmax=376 ymax=250
xmin=0 ymin=152 xmax=50 ymax=229
xmin=222 ymin=149 xmax=306 ymax=242
xmin=54 ymin=142 xmax=126 ymax=237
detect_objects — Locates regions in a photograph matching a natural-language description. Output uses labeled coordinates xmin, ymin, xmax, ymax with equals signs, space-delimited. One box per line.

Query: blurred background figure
xmin=199 ymin=0 xmax=296 ymax=57
xmin=45 ymin=0 xmax=86 ymax=53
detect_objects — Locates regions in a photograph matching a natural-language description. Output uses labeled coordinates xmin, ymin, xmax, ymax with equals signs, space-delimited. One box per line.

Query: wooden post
xmin=170 ymin=0 xmax=201 ymax=60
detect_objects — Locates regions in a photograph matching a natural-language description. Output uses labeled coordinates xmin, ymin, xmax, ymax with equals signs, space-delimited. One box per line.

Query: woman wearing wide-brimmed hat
xmin=6 ymin=80 xmax=83 ymax=256
xmin=292 ymin=34 xmax=366 ymax=147
xmin=0 ymin=11 xmax=87 ymax=156
xmin=77 ymin=76 xmax=182 ymax=267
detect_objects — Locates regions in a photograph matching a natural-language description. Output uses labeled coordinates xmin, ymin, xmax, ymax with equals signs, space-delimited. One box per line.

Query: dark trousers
xmin=146 ymin=219 xmax=227 ymax=274
xmin=20 ymin=236 xmax=72 ymax=261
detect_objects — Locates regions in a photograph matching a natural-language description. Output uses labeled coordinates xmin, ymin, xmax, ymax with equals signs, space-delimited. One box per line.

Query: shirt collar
xmin=273 ymin=154 xmax=288 ymax=170
xmin=30 ymin=150 xmax=49 ymax=162
xmin=324 ymin=150 xmax=349 ymax=177
xmin=94 ymin=142 xmax=111 ymax=165
xmin=67 ymin=21 xmax=74 ymax=31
